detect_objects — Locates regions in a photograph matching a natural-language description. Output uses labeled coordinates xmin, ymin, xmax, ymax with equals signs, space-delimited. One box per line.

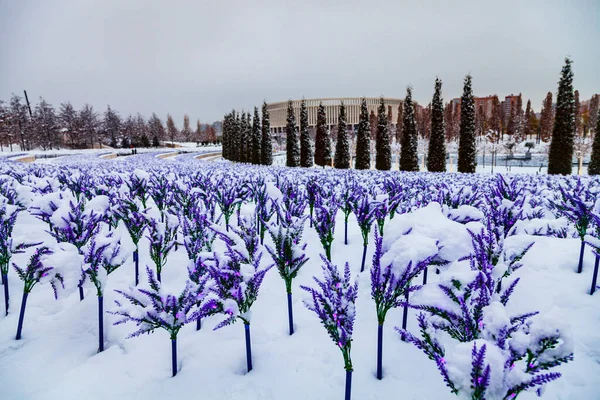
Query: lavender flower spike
xmin=110 ymin=267 xmax=201 ymax=377
xmin=301 ymin=255 xmax=358 ymax=400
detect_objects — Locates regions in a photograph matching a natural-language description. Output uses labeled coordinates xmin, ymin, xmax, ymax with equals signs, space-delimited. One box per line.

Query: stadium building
xmin=265 ymin=97 xmax=403 ymax=134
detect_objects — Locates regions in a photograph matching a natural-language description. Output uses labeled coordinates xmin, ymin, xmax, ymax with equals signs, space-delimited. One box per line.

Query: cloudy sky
xmin=1 ymin=0 xmax=598 ymax=124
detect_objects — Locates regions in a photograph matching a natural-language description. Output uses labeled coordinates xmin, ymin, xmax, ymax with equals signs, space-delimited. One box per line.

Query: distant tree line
xmin=0 ymin=94 xmax=219 ymax=151
xmin=221 ymin=102 xmax=273 ymax=165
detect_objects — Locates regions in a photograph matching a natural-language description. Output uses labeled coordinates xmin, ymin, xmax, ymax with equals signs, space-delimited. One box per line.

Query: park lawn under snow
xmin=0 ymin=189 xmax=598 ymax=400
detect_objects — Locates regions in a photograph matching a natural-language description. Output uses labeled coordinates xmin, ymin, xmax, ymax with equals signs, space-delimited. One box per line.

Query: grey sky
xmin=1 ymin=0 xmax=598 ymax=125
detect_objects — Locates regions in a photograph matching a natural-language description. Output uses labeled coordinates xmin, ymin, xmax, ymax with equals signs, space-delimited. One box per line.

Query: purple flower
xmin=301 ymin=256 xmax=358 ymax=371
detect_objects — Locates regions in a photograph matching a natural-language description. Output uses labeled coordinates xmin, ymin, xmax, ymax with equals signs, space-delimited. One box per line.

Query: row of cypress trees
xmin=223 ymin=58 xmax=599 ymax=175
xmin=281 ymin=81 xmax=468 ymax=172
xmin=222 ymin=102 xmax=273 ymax=165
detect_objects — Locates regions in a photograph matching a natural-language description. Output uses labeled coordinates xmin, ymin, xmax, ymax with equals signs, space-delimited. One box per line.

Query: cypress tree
xmin=334 ymin=101 xmax=350 ymax=169
xmin=300 ymin=99 xmax=313 ymax=167
xmin=315 ymin=102 xmax=331 ymax=167
xmin=395 ymin=103 xmax=403 ymax=143
xmin=375 ymin=97 xmax=392 ymax=170
xmin=239 ymin=112 xmax=248 ymax=163
xmin=589 ymin=108 xmax=600 ymax=175
xmin=400 ymin=87 xmax=419 ymax=171
xmin=221 ymin=113 xmax=229 ymax=159
xmin=285 ymin=101 xmax=300 ymax=167
xmin=457 ymin=74 xmax=477 ymax=173
xmin=261 ymin=102 xmax=272 ymax=165
xmin=245 ymin=112 xmax=252 ymax=162
xmin=427 ymin=78 xmax=446 ymax=172
xmin=540 ymin=92 xmax=554 ymax=143
xmin=252 ymin=107 xmax=261 ymax=164
xmin=548 ymin=58 xmax=575 ymax=175
xmin=355 ymin=98 xmax=371 ymax=170
xmin=232 ymin=112 xmax=241 ymax=162
xmin=524 ymin=100 xmax=533 ymax=140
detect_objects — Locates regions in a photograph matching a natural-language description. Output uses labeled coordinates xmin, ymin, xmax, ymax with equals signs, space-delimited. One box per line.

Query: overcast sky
xmin=1 ymin=0 xmax=599 ymax=124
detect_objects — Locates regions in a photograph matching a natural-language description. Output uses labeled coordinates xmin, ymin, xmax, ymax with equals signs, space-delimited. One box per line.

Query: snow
xmin=0 ymin=153 xmax=598 ymax=400
xmin=383 ymin=202 xmax=474 ymax=263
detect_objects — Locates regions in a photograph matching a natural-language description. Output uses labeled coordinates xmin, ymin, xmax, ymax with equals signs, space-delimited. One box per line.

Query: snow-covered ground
xmin=0 ymin=154 xmax=598 ymax=400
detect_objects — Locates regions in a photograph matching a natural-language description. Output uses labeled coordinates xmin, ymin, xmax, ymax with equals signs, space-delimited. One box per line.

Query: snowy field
xmin=0 ymin=153 xmax=599 ymax=400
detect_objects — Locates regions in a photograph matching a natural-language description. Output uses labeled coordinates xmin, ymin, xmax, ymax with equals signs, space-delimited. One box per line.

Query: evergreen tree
xmin=589 ymin=95 xmax=599 ymax=136
xmin=574 ymin=90 xmax=582 ymax=137
xmin=261 ymin=102 xmax=272 ymax=165
xmin=141 ymin=134 xmax=151 ymax=147
xmin=32 ymin=98 xmax=59 ymax=150
xmin=181 ymin=115 xmax=192 ymax=142
xmin=103 ymin=106 xmax=121 ymax=150
xmin=395 ymin=102 xmax=404 ymax=143
xmin=514 ymin=94 xmax=524 ymax=142
xmin=166 ymin=114 xmax=178 ymax=144
xmin=334 ymin=101 xmax=350 ymax=169
xmin=134 ymin=113 xmax=148 ymax=147
xmin=507 ymin=102 xmax=516 ymax=137
xmin=285 ymin=101 xmax=300 ymax=167
xmin=152 ymin=135 xmax=160 ymax=147
xmin=369 ymin=110 xmax=377 ymax=140
xmin=245 ymin=112 xmax=252 ymax=161
xmin=588 ymin=108 xmax=600 ymax=175
xmin=240 ymin=112 xmax=248 ymax=163
xmin=457 ymin=74 xmax=477 ymax=173
xmin=251 ymin=107 xmax=262 ymax=164
xmin=355 ymin=98 xmax=371 ymax=170
xmin=375 ymin=97 xmax=392 ymax=170
xmin=548 ymin=58 xmax=575 ymax=175
xmin=314 ymin=103 xmax=331 ymax=167
xmin=79 ymin=104 xmax=99 ymax=149
xmin=427 ymin=78 xmax=446 ymax=172
xmin=59 ymin=102 xmax=80 ymax=148
xmin=540 ymin=92 xmax=554 ymax=142
xmin=524 ymin=99 xmax=533 ymax=140
xmin=147 ymin=113 xmax=165 ymax=147
xmin=400 ymin=87 xmax=419 ymax=171
xmin=221 ymin=113 xmax=230 ymax=159
xmin=300 ymin=99 xmax=313 ymax=167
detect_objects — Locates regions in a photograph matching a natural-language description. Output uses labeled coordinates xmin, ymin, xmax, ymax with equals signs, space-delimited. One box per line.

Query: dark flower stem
xmin=344 ymin=219 xmax=348 ymax=245
xmin=2 ymin=273 xmax=8 ymax=316
xmin=577 ymin=240 xmax=585 ymax=273
xmin=134 ymin=249 xmax=139 ymax=286
xmin=401 ymin=291 xmax=409 ymax=335
xmin=376 ymin=323 xmax=383 ymax=380
xmin=287 ymin=292 xmax=294 ymax=335
xmin=245 ymin=323 xmax=253 ymax=372
xmin=15 ymin=292 xmax=28 ymax=340
xmin=98 ymin=295 xmax=104 ymax=352
xmin=171 ymin=338 xmax=177 ymax=377
xmin=345 ymin=369 xmax=353 ymax=400
xmin=360 ymin=244 xmax=367 ymax=273
xmin=78 ymin=285 xmax=84 ymax=301
xmin=196 ymin=316 xmax=202 ymax=331
xmin=422 ymin=267 xmax=428 ymax=285
xmin=590 ymin=256 xmax=599 ymax=295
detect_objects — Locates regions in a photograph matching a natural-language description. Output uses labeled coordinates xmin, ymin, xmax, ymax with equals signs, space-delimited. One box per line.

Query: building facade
xmin=265 ymin=97 xmax=403 ymax=134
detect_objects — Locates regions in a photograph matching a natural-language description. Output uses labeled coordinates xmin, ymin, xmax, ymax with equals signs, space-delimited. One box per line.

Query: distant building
xmin=474 ymin=96 xmax=494 ymax=118
xmin=449 ymin=96 xmax=494 ymax=118
xmin=265 ymin=97 xmax=403 ymax=134
xmin=501 ymin=95 xmax=519 ymax=124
